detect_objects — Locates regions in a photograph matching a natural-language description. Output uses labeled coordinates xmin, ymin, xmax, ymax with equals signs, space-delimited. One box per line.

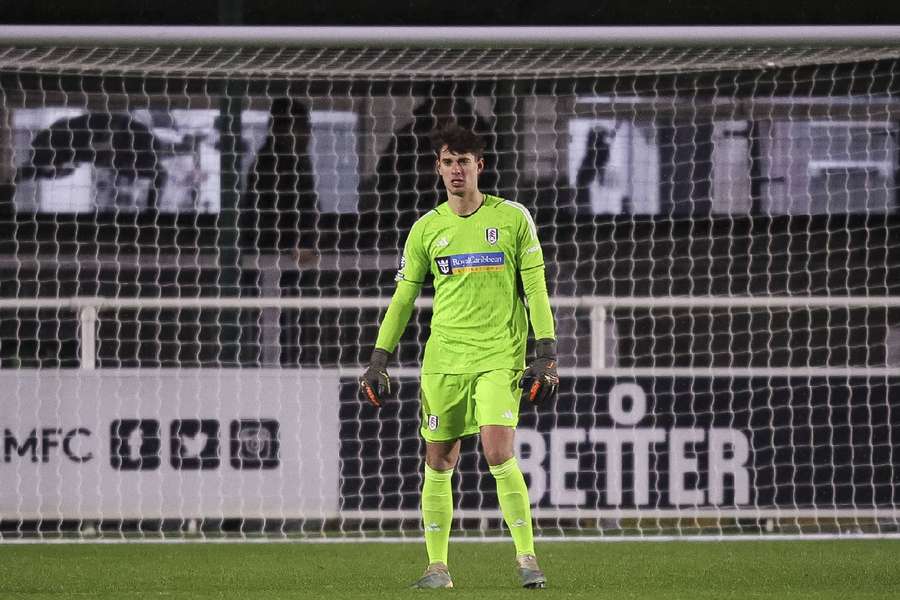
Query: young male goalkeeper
xmin=359 ymin=123 xmax=558 ymax=589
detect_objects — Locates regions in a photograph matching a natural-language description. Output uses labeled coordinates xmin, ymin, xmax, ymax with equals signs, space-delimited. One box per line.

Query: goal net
xmin=0 ymin=26 xmax=898 ymax=541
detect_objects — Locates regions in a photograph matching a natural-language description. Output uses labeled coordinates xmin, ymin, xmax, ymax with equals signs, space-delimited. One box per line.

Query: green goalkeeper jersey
xmin=375 ymin=194 xmax=555 ymax=374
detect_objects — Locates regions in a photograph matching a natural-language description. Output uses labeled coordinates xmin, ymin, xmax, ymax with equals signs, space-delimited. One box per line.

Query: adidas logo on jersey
xmin=435 ymin=237 xmax=450 ymax=249
xmin=502 ymin=410 xmax=515 ymax=421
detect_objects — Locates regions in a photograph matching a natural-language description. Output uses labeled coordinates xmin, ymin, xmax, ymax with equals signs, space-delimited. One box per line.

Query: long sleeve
xmin=520 ymin=266 xmax=555 ymax=341
xmin=513 ymin=200 xmax=555 ymax=341
xmin=374 ymin=279 xmax=422 ymax=352
xmin=374 ymin=216 xmax=430 ymax=352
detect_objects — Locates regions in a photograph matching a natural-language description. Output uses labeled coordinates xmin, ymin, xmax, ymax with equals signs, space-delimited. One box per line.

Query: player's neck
xmin=447 ymin=190 xmax=484 ymax=217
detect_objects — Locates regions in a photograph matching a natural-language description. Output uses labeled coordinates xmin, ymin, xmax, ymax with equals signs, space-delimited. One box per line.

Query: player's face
xmin=436 ymin=146 xmax=483 ymax=197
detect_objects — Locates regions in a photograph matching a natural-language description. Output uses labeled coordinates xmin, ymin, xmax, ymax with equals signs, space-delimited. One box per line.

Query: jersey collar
xmin=439 ymin=194 xmax=495 ymax=218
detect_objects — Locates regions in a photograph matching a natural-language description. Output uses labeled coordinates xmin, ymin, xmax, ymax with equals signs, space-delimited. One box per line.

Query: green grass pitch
xmin=1 ymin=539 xmax=897 ymax=599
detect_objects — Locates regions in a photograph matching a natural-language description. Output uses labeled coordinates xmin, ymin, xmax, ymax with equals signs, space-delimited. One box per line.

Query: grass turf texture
xmin=1 ymin=540 xmax=897 ymax=599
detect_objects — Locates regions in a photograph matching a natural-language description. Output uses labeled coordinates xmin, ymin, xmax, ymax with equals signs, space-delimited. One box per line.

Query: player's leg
xmin=480 ymin=425 xmax=536 ymax=558
xmin=412 ymin=439 xmax=460 ymax=588
xmin=413 ymin=373 xmax=474 ymax=588
xmin=476 ymin=370 xmax=546 ymax=588
xmin=421 ymin=439 xmax=460 ymax=570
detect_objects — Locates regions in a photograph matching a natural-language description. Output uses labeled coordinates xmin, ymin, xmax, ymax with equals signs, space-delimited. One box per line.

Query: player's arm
xmin=516 ymin=207 xmax=559 ymax=404
xmin=359 ymin=279 xmax=421 ymax=407
xmin=519 ymin=268 xmax=558 ymax=404
xmin=359 ymin=222 xmax=429 ymax=407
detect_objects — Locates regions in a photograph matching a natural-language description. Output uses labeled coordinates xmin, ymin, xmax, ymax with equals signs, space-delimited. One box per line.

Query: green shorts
xmin=419 ymin=369 xmax=524 ymax=442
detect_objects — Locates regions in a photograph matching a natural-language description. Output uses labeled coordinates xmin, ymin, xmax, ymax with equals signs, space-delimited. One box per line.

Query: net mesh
xmin=0 ymin=38 xmax=898 ymax=541
xmin=2 ymin=44 xmax=900 ymax=77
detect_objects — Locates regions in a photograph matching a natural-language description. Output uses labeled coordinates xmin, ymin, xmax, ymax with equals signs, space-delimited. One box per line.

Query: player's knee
xmin=480 ymin=425 xmax=515 ymax=466
xmin=425 ymin=455 xmax=456 ymax=471
xmin=425 ymin=443 xmax=459 ymax=471
xmin=483 ymin=447 xmax=514 ymax=467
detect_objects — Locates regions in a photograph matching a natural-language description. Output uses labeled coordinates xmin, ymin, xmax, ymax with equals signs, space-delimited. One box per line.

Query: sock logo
xmin=425 ymin=522 xmax=442 ymax=532
xmin=427 ymin=415 xmax=439 ymax=431
xmin=510 ymin=519 xmax=528 ymax=528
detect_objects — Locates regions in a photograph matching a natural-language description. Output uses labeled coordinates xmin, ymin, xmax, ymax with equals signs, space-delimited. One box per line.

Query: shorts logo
xmin=486 ymin=227 xmax=499 ymax=245
xmin=427 ymin=415 xmax=439 ymax=431
xmin=434 ymin=252 xmax=504 ymax=276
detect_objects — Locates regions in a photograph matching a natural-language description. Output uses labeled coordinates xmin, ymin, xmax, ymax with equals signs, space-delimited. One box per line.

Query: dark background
xmin=2 ymin=0 xmax=899 ymax=26
xmin=2 ymin=1 xmax=898 ymax=372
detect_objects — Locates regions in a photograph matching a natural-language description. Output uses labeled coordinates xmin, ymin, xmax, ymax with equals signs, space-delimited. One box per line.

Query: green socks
xmin=422 ymin=458 xmax=535 ymax=566
xmin=422 ymin=464 xmax=454 ymax=565
xmin=489 ymin=457 xmax=536 ymax=557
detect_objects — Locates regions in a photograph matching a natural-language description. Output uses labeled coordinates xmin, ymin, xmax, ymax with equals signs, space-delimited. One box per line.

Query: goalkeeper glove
xmin=359 ymin=348 xmax=392 ymax=408
xmin=520 ymin=339 xmax=559 ymax=404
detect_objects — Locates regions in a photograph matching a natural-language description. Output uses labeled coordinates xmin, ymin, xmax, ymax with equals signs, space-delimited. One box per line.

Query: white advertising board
xmin=0 ymin=370 xmax=341 ymax=520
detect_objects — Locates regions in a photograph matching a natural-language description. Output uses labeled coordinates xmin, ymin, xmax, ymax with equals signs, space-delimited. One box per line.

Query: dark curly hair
xmin=429 ymin=122 xmax=486 ymax=159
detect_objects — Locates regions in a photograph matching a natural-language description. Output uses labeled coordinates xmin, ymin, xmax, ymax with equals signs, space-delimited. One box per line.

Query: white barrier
xmin=0 ymin=370 xmax=341 ymax=520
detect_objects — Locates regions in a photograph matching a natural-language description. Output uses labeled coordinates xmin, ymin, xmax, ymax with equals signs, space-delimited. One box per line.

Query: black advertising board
xmin=340 ymin=377 xmax=899 ymax=512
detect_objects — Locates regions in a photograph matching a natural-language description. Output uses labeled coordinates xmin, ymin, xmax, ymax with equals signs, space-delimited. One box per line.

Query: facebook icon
xmin=110 ymin=419 xmax=161 ymax=470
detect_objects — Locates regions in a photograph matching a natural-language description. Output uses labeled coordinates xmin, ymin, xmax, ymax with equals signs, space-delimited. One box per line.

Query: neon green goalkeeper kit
xmin=375 ymin=194 xmax=555 ymax=371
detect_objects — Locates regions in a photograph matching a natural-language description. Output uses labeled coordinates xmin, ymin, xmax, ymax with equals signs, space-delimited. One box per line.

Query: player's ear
xmin=477 ymin=158 xmax=484 ymax=173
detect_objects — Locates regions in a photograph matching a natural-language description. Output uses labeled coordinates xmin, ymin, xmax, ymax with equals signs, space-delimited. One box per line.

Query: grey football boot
xmin=516 ymin=554 xmax=547 ymax=589
xmin=411 ymin=562 xmax=454 ymax=589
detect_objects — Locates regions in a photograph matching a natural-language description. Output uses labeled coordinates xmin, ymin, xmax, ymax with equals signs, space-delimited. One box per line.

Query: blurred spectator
xmin=17 ymin=112 xmax=165 ymax=212
xmin=240 ymin=97 xmax=319 ymax=255
xmin=238 ymin=98 xmax=320 ymax=367
xmin=574 ymin=127 xmax=611 ymax=215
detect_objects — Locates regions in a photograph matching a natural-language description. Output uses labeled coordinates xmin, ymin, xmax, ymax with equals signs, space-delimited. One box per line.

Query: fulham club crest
xmin=485 ymin=227 xmax=499 ymax=245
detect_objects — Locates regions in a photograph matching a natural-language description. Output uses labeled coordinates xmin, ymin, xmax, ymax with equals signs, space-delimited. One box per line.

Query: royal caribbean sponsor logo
xmin=434 ymin=252 xmax=505 ymax=275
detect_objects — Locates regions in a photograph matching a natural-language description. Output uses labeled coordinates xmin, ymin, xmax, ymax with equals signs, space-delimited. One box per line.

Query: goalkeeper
xmin=360 ymin=123 xmax=557 ymax=589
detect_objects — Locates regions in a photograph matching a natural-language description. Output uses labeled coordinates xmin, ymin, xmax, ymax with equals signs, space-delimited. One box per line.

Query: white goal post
xmin=0 ymin=26 xmax=899 ymax=542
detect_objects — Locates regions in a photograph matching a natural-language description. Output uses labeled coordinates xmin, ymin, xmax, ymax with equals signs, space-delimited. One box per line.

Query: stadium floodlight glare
xmin=0 ymin=26 xmax=898 ymax=543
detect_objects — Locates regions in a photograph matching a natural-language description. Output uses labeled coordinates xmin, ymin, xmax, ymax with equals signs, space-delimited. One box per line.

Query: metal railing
xmin=2 ymin=295 xmax=899 ymax=376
